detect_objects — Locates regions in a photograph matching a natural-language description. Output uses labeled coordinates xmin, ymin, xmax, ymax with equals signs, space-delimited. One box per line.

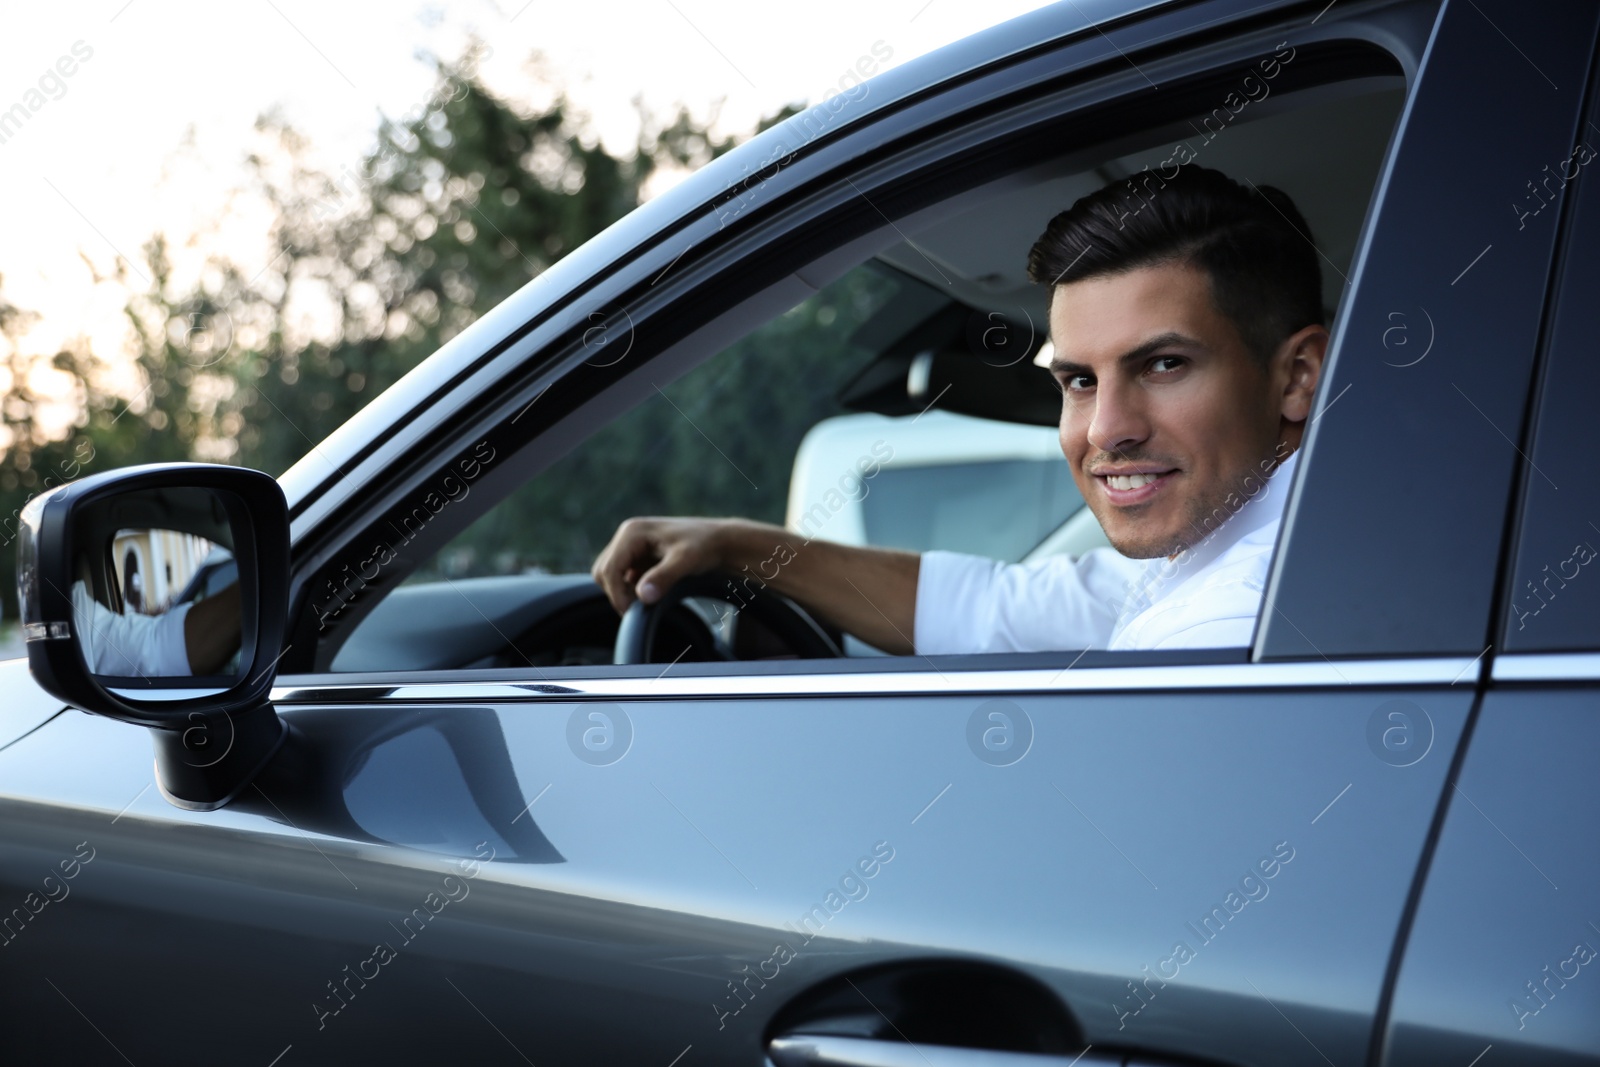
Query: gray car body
xmin=2 ymin=0 xmax=1599 ymax=1064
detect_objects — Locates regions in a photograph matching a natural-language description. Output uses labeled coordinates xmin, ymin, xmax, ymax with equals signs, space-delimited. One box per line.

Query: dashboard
xmin=328 ymin=572 xmax=831 ymax=672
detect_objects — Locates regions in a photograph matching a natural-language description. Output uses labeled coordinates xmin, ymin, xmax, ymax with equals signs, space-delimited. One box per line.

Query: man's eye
xmin=1062 ymin=374 xmax=1094 ymax=392
xmin=1150 ymin=356 xmax=1186 ymax=374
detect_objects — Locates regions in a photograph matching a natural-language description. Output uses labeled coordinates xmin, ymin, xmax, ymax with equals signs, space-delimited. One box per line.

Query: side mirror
xmin=17 ymin=463 xmax=290 ymax=810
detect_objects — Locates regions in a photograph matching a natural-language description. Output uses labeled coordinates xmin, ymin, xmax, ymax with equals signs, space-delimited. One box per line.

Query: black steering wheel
xmin=612 ymin=573 xmax=843 ymax=664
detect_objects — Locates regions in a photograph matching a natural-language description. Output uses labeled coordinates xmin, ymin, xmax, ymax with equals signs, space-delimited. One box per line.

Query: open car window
xmin=327 ymin=67 xmax=1407 ymax=675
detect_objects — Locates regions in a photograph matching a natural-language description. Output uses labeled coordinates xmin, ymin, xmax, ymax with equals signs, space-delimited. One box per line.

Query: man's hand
xmin=591 ymin=517 xmax=732 ymax=615
xmin=591 ymin=516 xmax=922 ymax=655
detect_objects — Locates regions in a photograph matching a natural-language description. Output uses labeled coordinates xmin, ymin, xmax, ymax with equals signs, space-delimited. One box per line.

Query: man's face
xmin=1048 ymin=260 xmax=1292 ymax=559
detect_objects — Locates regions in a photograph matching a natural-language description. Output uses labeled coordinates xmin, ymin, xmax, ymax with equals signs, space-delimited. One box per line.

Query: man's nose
xmin=1087 ymin=380 xmax=1151 ymax=455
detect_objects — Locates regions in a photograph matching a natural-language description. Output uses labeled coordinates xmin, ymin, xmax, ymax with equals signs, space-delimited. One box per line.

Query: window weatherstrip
xmin=1491 ymin=653 xmax=1600 ymax=683
xmin=271 ymin=656 xmax=1483 ymax=703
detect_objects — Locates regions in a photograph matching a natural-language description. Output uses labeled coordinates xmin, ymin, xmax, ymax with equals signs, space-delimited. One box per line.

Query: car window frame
xmin=279 ymin=4 xmax=1434 ymax=682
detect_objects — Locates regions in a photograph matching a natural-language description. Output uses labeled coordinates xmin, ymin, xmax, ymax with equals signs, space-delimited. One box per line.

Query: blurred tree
xmin=189 ymin=48 xmax=747 ymax=477
xmin=0 ymin=244 xmax=221 ymax=619
xmin=0 ymin=48 xmax=769 ymax=618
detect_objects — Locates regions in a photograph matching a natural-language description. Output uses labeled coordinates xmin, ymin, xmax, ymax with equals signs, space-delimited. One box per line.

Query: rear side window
xmin=1502 ymin=106 xmax=1600 ymax=651
xmin=862 ymin=458 xmax=1081 ymax=560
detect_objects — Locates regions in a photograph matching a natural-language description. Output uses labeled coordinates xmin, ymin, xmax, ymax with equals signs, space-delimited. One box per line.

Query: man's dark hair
xmin=1026 ymin=165 xmax=1324 ymax=364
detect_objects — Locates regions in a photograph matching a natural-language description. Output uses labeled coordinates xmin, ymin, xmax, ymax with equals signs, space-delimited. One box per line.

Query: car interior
xmin=326 ymin=72 xmax=1408 ymax=674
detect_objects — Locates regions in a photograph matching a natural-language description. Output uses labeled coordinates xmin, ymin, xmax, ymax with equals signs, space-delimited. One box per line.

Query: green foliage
xmin=224 ymin=52 xmax=744 ymax=477
xmin=0 ymin=49 xmax=801 ymax=618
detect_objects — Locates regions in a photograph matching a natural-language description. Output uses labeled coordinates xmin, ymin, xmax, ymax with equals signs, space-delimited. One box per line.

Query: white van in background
xmin=784 ymin=410 xmax=1110 ymax=564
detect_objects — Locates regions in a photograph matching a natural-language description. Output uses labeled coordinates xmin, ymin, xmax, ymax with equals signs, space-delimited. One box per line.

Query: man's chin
xmin=1102 ymin=526 xmax=1190 ymax=559
xmin=1106 ymin=537 xmax=1182 ymax=560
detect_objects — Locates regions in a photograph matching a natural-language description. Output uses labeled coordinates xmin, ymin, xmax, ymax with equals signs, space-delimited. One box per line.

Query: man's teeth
xmin=1106 ymin=473 xmax=1161 ymax=490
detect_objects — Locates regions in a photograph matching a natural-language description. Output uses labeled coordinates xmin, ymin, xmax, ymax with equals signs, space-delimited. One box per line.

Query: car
xmin=5 ymin=0 xmax=1600 ymax=1064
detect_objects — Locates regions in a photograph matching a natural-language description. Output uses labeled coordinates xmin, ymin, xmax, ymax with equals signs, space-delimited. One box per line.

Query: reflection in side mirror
xmin=18 ymin=464 xmax=290 ymax=810
xmin=71 ymin=490 xmax=244 ymax=684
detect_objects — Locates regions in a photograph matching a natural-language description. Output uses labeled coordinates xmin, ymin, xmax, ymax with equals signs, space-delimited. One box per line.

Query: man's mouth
xmin=1092 ymin=468 xmax=1176 ymax=505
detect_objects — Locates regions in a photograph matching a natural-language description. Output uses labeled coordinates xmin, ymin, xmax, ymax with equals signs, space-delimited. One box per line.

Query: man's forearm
xmin=184 ymin=583 xmax=242 ymax=674
xmin=712 ymin=521 xmax=920 ymax=655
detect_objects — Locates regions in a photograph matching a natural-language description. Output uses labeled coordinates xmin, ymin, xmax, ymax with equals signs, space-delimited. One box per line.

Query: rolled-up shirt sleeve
xmin=913 ymin=549 xmax=1140 ymax=655
xmin=72 ymin=581 xmax=194 ymax=676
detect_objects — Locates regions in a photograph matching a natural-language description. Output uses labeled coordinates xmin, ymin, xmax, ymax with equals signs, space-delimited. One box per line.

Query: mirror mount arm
xmin=150 ymin=703 xmax=288 ymax=812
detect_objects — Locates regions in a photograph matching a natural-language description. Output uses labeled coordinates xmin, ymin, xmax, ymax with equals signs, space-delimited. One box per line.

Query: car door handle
xmin=768 ymin=1034 xmax=1124 ymax=1067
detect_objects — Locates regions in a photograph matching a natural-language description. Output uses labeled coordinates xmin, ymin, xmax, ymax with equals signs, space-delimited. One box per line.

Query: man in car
xmin=72 ymin=557 xmax=242 ymax=676
xmin=591 ymin=165 xmax=1329 ymax=654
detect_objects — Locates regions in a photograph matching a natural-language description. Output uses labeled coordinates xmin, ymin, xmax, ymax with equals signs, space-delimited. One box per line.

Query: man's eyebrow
xmin=1048 ymin=331 xmax=1206 ymax=376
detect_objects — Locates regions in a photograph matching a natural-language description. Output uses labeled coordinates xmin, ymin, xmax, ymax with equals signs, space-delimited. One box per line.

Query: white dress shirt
xmin=72 ymin=581 xmax=194 ymax=676
xmin=914 ymin=452 xmax=1297 ymax=653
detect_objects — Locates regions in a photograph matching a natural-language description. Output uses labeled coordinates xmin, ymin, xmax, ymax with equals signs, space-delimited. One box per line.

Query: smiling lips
xmin=1093 ymin=468 xmax=1175 ymax=505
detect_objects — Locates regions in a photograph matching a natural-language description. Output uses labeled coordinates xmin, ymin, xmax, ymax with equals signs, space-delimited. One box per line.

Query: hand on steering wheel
xmin=612 ymin=572 xmax=842 ymax=665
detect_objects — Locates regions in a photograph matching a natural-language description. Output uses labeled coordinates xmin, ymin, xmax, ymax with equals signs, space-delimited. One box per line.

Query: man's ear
xmin=1275 ymin=324 xmax=1329 ymax=424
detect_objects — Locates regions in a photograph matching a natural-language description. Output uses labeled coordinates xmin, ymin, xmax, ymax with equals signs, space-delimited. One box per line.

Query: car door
xmin=1380 ymin=40 xmax=1600 ymax=1065
xmin=1 ymin=2 xmax=1593 ymax=1066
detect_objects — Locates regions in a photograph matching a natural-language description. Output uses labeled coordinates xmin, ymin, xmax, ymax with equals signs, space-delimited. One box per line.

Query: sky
xmin=0 ymin=0 xmax=1062 ymax=382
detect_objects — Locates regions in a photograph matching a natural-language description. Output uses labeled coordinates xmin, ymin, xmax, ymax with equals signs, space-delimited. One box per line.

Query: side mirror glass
xmin=75 ymin=491 xmax=243 ymax=688
xmin=18 ymin=464 xmax=290 ymax=809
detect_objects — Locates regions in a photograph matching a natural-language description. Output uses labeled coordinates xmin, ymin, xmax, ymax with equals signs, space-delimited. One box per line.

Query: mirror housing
xmin=17 ymin=463 xmax=291 ymax=810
